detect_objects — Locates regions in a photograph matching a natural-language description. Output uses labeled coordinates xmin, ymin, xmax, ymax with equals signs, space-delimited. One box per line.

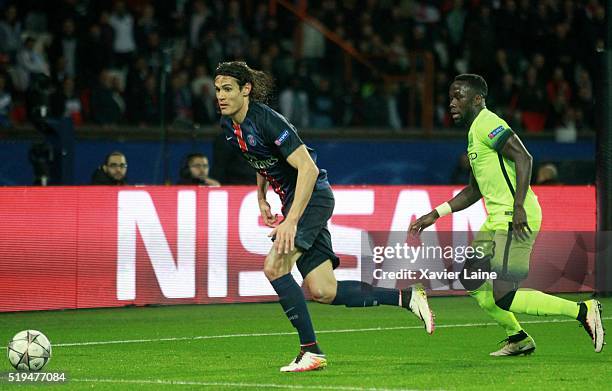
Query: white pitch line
xmin=54 ymin=316 xmax=611 ymax=348
xmin=71 ymin=378 xmax=422 ymax=391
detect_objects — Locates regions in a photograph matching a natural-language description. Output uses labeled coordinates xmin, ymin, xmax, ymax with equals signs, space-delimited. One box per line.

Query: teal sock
xmin=470 ymin=281 xmax=523 ymax=336
xmin=509 ymin=289 xmax=580 ymax=318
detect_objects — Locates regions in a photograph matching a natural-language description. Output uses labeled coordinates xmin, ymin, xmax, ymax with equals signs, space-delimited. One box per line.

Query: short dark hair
xmin=185 ymin=153 xmax=207 ymax=166
xmin=454 ymin=74 xmax=488 ymax=99
xmin=214 ymin=61 xmax=274 ymax=103
xmin=180 ymin=153 xmax=208 ymax=181
xmin=104 ymin=151 xmax=126 ymax=165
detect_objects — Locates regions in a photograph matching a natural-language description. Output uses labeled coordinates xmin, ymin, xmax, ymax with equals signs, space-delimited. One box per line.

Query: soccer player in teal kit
xmin=410 ymin=74 xmax=604 ymax=356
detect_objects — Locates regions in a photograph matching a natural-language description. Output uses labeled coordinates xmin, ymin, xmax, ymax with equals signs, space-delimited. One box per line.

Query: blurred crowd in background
xmin=0 ymin=0 xmax=604 ymax=134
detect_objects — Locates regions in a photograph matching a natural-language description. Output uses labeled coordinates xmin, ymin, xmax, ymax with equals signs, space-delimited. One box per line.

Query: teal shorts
xmin=470 ymin=219 xmax=541 ymax=281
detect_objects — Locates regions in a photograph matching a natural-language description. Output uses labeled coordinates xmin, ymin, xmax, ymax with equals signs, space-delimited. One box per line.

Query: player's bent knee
xmin=479 ymin=297 xmax=498 ymax=312
xmin=495 ymin=290 xmax=516 ymax=311
xmin=263 ymin=265 xmax=281 ymax=281
xmin=460 ymin=255 xmax=491 ymax=291
xmin=461 ymin=276 xmax=486 ymax=292
xmin=309 ymin=284 xmax=337 ymax=304
xmin=263 ymin=255 xmax=283 ymax=281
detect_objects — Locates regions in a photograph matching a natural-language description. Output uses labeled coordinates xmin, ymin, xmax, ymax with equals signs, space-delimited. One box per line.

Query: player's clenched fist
xmin=259 ymin=199 xmax=278 ymax=227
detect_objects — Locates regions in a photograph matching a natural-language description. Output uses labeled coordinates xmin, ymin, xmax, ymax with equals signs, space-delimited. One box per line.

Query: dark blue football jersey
xmin=219 ymin=102 xmax=330 ymax=210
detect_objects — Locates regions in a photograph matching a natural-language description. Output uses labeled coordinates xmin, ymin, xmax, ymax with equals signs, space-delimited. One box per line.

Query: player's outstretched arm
xmin=257 ymin=172 xmax=277 ymax=227
xmin=448 ymin=171 xmax=482 ymax=213
xmin=268 ymin=145 xmax=319 ymax=253
xmin=409 ymin=172 xmax=482 ymax=236
xmin=500 ymin=134 xmax=533 ymax=240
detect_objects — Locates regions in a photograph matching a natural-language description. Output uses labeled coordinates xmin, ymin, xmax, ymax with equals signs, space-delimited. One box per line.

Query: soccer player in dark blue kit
xmin=214 ymin=61 xmax=434 ymax=372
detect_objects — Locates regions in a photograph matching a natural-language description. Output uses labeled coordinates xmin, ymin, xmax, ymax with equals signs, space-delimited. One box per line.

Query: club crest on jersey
xmin=274 ymin=130 xmax=290 ymax=146
xmin=488 ymin=126 xmax=504 ymax=139
xmin=247 ymin=134 xmax=256 ymax=146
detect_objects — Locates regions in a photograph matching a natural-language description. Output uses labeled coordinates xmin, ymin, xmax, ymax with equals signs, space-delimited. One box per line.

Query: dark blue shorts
xmin=286 ymin=187 xmax=340 ymax=278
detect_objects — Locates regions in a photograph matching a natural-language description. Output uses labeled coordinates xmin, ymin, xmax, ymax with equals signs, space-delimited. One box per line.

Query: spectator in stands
xmin=171 ymin=70 xmax=192 ymax=123
xmin=0 ymin=0 xmax=601 ymax=135
xmin=109 ymin=1 xmax=136 ymax=68
xmin=489 ymin=73 xmax=519 ymax=129
xmin=50 ymin=77 xmax=82 ymax=125
xmin=225 ymin=22 xmax=247 ymax=60
xmin=279 ymin=78 xmax=309 ymax=129
xmin=189 ymin=0 xmax=212 ymax=48
xmin=530 ymin=52 xmax=547 ymax=83
xmin=200 ymin=30 xmax=224 ymax=73
xmin=50 ymin=56 xmax=69 ymax=88
xmin=251 ymin=2 xmax=269 ymax=36
xmin=555 ymin=107 xmax=578 ymax=143
xmin=445 ymin=0 xmax=467 ymax=69
xmin=125 ymin=56 xmax=149 ymax=124
xmin=111 ymin=74 xmax=126 ymax=118
xmin=143 ymin=30 xmax=162 ymax=74
xmin=0 ymin=74 xmax=11 ymax=128
xmin=518 ymin=67 xmax=548 ymax=132
xmin=434 ymin=91 xmax=450 ymax=128
xmin=310 ymin=77 xmax=335 ymax=128
xmin=0 ymin=5 xmax=21 ymax=61
xmin=383 ymin=83 xmax=402 ymax=130
xmin=177 ymin=153 xmax=220 ymax=186
xmin=91 ymin=151 xmax=128 ymax=185
xmin=536 ymin=163 xmax=560 ymax=185
xmin=549 ymin=21 xmax=575 ymax=76
xmin=465 ymin=4 xmax=496 ymax=76
xmin=133 ymin=74 xmax=161 ymax=126
xmin=191 ymin=65 xmax=216 ymax=125
xmin=78 ymin=21 xmax=110 ymax=86
xmin=388 ymin=33 xmax=409 ymax=72
xmin=15 ymin=37 xmax=49 ymax=92
xmin=91 ymin=69 xmax=122 ymax=125
xmin=546 ymin=66 xmax=572 ymax=129
xmin=491 ymin=50 xmax=512 ymax=83
xmin=191 ymin=64 xmax=213 ymax=97
xmin=575 ymin=68 xmax=594 ymax=129
xmin=259 ymin=16 xmax=280 ymax=49
xmin=24 ymin=3 xmax=47 ymax=38
xmin=98 ymin=11 xmax=116 ymax=65
xmin=135 ymin=3 xmax=158 ymax=49
xmin=48 ymin=19 xmax=78 ymax=79
xmin=362 ymin=83 xmax=388 ymax=127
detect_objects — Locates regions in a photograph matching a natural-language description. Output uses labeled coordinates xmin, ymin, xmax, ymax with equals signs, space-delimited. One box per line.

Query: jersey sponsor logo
xmin=246 ymin=134 xmax=257 ymax=146
xmin=274 ymin=130 xmax=290 ymax=146
xmin=243 ymin=153 xmax=279 ymax=170
xmin=469 ymin=152 xmax=477 ymax=160
xmin=488 ymin=126 xmax=505 ymax=139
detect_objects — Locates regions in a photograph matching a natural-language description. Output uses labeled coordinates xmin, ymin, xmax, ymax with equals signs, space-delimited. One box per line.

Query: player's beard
xmin=457 ymin=108 xmax=476 ymax=128
xmin=452 ymin=112 xmax=466 ymax=127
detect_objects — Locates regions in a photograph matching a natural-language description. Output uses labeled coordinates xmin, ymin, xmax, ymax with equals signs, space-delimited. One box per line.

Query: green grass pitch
xmin=1 ymin=295 xmax=610 ymax=390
